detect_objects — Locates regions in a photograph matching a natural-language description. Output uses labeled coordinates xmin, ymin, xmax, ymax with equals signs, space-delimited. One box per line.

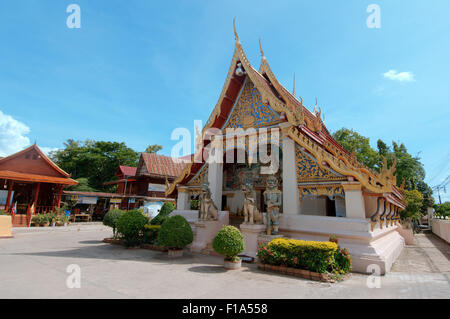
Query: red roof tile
xmin=118 ymin=165 xmax=137 ymax=177
xmin=140 ymin=153 xmax=187 ymax=178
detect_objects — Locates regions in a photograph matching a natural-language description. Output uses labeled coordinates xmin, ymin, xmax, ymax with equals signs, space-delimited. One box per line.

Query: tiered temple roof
xmin=166 ymin=21 xmax=403 ymax=205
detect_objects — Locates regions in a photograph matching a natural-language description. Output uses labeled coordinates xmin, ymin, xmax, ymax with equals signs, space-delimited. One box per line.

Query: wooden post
xmin=5 ymin=181 xmax=13 ymax=212
xmin=57 ymin=185 xmax=63 ymax=211
xmin=33 ymin=183 xmax=41 ymax=214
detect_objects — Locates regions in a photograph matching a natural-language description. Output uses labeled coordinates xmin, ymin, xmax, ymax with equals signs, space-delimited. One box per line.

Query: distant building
xmin=0 ymin=144 xmax=78 ymax=227
xmin=105 ymin=153 xmax=187 ymax=210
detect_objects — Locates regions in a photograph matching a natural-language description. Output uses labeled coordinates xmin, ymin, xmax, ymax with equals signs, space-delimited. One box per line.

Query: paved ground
xmin=0 ymin=224 xmax=449 ymax=299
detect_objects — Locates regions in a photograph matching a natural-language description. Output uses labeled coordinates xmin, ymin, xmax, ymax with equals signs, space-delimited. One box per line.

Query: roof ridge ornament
xmin=292 ymin=73 xmax=296 ymax=96
xmin=313 ymin=97 xmax=318 ymax=114
xmin=233 ymin=17 xmax=240 ymax=44
xmin=259 ymin=38 xmax=266 ymax=61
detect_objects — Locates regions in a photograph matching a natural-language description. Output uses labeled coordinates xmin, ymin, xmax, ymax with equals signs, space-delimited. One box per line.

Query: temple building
xmin=0 ymin=144 xmax=78 ymax=227
xmin=166 ymin=25 xmax=406 ymax=274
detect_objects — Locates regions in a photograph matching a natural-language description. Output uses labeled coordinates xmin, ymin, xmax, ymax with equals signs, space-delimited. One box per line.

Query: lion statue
xmin=199 ymin=182 xmax=218 ymax=221
xmin=242 ymin=182 xmax=263 ymax=224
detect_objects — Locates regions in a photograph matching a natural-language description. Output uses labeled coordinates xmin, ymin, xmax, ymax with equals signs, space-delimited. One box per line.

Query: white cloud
xmin=0 ymin=110 xmax=30 ymax=157
xmin=383 ymin=70 xmax=415 ymax=82
xmin=40 ymin=146 xmax=59 ymax=155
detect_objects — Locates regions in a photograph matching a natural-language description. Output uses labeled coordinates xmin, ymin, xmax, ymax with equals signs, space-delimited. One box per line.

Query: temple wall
xmin=364 ymin=196 xmax=378 ymax=219
xmin=335 ymin=197 xmax=346 ymax=217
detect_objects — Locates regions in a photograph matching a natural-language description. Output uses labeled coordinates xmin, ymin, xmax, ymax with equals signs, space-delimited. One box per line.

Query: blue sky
xmin=0 ymin=1 xmax=449 ymax=201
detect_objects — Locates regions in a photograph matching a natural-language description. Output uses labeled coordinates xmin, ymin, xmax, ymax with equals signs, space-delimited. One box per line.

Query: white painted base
xmin=278 ymin=214 xmax=405 ymax=275
xmin=239 ymin=223 xmax=266 ymax=257
xmin=431 ymin=218 xmax=450 ymax=243
xmin=189 ymin=211 xmax=229 ymax=253
xmin=396 ymin=224 xmax=415 ymax=245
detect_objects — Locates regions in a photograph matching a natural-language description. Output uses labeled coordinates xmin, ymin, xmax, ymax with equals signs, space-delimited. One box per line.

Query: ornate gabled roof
xmin=0 ymin=144 xmax=73 ymax=178
xmin=166 ymin=21 xmax=400 ymax=199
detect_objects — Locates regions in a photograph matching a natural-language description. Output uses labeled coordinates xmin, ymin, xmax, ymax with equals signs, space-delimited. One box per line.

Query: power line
xmin=432 ymin=174 xmax=450 ymax=204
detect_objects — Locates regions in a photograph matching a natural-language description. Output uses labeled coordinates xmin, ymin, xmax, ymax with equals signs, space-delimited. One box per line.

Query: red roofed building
xmin=0 ymin=144 xmax=78 ymax=227
xmin=105 ymin=153 xmax=187 ymax=210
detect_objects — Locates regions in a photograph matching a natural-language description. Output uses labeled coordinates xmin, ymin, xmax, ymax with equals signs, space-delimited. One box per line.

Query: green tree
xmin=333 ymin=128 xmax=433 ymax=205
xmin=332 ymin=128 xmax=380 ymax=170
xmin=402 ymin=189 xmax=424 ymax=222
xmin=145 ymin=144 xmax=162 ymax=153
xmin=69 ymin=177 xmax=96 ymax=192
xmin=392 ymin=142 xmax=425 ymax=191
xmin=51 ymin=139 xmax=139 ymax=191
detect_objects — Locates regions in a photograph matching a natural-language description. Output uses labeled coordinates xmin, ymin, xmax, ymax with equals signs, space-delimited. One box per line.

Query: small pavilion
xmin=0 ymin=144 xmax=78 ymax=227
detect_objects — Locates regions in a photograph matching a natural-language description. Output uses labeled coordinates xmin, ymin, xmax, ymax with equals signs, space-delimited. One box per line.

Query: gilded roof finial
xmin=292 ymin=73 xmax=296 ymax=96
xmin=259 ymin=38 xmax=265 ymax=60
xmin=313 ymin=97 xmax=318 ymax=114
xmin=233 ymin=17 xmax=240 ymax=43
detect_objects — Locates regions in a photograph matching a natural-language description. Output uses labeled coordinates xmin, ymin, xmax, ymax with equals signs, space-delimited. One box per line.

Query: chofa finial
xmin=259 ymin=38 xmax=265 ymax=60
xmin=292 ymin=73 xmax=296 ymax=96
xmin=233 ymin=17 xmax=239 ymax=43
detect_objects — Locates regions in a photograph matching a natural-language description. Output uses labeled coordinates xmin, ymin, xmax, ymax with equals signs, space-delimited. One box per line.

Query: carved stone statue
xmin=242 ymin=182 xmax=263 ymax=225
xmin=263 ymin=175 xmax=282 ymax=235
xmin=199 ymin=182 xmax=218 ymax=221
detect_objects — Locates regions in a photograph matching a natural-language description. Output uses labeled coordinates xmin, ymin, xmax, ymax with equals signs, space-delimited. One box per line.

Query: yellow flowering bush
xmin=257 ymin=237 xmax=351 ymax=274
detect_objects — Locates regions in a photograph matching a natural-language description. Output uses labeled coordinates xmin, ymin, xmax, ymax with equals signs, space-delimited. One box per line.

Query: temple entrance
xmin=222 ymin=146 xmax=282 ymax=226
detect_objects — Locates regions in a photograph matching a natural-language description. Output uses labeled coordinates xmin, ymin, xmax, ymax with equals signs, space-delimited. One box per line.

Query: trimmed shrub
xmin=157 ymin=215 xmax=193 ymax=250
xmin=116 ymin=210 xmax=149 ymax=247
xmin=142 ymin=224 xmax=162 ymax=244
xmin=150 ymin=202 xmax=175 ymax=225
xmin=257 ymin=238 xmax=338 ymax=274
xmin=212 ymin=226 xmax=245 ymax=261
xmin=103 ymin=209 xmax=125 ymax=238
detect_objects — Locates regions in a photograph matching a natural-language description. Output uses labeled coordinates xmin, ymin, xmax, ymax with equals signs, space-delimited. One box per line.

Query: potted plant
xmin=31 ymin=214 xmax=41 ymax=227
xmin=212 ymin=225 xmax=245 ymax=270
xmin=40 ymin=214 xmax=50 ymax=227
xmin=62 ymin=215 xmax=69 ymax=227
xmin=157 ymin=215 xmax=193 ymax=257
xmin=49 ymin=213 xmax=57 ymax=227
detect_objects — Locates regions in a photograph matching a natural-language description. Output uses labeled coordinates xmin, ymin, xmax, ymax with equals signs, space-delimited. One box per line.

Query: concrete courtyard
xmin=0 ymin=224 xmax=449 ymax=299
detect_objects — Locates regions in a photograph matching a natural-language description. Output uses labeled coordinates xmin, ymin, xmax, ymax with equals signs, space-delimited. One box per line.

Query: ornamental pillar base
xmin=190 ymin=211 xmax=229 ymax=253
xmin=239 ymin=223 xmax=266 ymax=258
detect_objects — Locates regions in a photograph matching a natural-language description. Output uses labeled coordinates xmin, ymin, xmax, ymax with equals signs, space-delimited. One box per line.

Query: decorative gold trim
xmin=288 ymin=126 xmax=394 ymax=194
xmin=299 ymin=185 xmax=344 ymax=198
xmin=258 ymin=40 xmax=305 ymax=126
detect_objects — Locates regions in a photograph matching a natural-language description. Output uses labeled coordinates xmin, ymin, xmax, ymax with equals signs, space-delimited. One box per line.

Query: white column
xmin=208 ymin=162 xmax=223 ymax=210
xmin=281 ymin=129 xmax=300 ymax=215
xmin=177 ymin=187 xmax=190 ymax=210
xmin=343 ymin=183 xmax=366 ymax=219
